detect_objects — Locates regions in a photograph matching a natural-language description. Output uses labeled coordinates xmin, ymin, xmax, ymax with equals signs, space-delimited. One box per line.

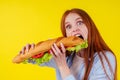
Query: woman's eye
xmin=77 ymin=21 xmax=83 ymax=26
xmin=66 ymin=25 xmax=72 ymax=29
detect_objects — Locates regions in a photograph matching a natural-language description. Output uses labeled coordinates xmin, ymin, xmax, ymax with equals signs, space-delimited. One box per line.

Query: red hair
xmin=61 ymin=8 xmax=117 ymax=80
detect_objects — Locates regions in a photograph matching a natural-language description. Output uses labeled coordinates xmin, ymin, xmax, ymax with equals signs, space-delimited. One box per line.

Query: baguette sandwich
xmin=12 ymin=36 xmax=88 ymax=65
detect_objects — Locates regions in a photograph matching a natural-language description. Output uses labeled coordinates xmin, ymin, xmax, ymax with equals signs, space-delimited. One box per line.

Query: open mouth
xmin=78 ymin=35 xmax=84 ymax=40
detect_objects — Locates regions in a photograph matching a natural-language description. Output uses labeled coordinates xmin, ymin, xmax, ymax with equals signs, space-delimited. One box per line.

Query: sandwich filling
xmin=22 ymin=40 xmax=88 ymax=65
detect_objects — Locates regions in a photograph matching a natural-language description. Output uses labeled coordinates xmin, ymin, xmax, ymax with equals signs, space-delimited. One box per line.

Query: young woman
xmin=20 ymin=8 xmax=117 ymax=80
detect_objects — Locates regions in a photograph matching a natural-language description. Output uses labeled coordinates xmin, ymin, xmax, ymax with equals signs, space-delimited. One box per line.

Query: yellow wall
xmin=0 ymin=0 xmax=119 ymax=80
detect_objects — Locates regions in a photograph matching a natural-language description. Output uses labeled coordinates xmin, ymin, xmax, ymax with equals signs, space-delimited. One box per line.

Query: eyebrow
xmin=65 ymin=17 xmax=82 ymax=25
xmin=75 ymin=17 xmax=82 ymax=21
xmin=65 ymin=22 xmax=69 ymax=25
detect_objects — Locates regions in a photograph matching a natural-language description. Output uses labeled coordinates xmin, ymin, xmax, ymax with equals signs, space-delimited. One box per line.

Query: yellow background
xmin=0 ymin=0 xmax=120 ymax=80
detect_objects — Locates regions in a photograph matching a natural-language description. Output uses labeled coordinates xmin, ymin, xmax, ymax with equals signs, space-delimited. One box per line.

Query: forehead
xmin=65 ymin=13 xmax=82 ymax=22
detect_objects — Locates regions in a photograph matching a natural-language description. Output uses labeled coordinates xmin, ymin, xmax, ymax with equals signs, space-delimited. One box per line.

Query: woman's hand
xmin=50 ymin=43 xmax=71 ymax=79
xmin=50 ymin=43 xmax=66 ymax=68
xmin=19 ymin=43 xmax=35 ymax=54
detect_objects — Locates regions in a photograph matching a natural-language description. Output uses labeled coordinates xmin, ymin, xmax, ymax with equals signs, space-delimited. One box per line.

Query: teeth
xmin=75 ymin=34 xmax=81 ymax=37
xmin=74 ymin=34 xmax=84 ymax=39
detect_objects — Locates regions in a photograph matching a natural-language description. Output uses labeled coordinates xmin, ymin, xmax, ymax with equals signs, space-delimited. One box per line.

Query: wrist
xmin=59 ymin=65 xmax=71 ymax=79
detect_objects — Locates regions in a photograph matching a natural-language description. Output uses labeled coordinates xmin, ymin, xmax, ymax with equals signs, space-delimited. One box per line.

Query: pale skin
xmin=20 ymin=13 xmax=88 ymax=80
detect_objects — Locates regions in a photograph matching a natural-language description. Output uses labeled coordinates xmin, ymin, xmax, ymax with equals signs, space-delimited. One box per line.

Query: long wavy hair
xmin=61 ymin=8 xmax=117 ymax=80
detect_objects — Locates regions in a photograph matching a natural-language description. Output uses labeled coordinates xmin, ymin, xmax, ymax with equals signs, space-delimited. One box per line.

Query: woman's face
xmin=65 ymin=13 xmax=88 ymax=40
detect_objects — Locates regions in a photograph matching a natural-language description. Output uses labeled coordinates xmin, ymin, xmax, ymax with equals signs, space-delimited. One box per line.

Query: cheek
xmin=85 ymin=26 xmax=88 ymax=35
xmin=83 ymin=26 xmax=88 ymax=39
xmin=66 ymin=30 xmax=72 ymax=37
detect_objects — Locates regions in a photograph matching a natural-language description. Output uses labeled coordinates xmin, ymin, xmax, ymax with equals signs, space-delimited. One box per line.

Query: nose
xmin=73 ymin=28 xmax=80 ymax=32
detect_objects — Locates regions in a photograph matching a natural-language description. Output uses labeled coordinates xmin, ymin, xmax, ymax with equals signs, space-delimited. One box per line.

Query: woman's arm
xmin=51 ymin=43 xmax=72 ymax=79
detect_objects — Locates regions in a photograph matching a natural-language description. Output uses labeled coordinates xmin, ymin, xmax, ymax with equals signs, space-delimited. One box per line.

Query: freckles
xmin=66 ymin=30 xmax=72 ymax=37
xmin=84 ymin=27 xmax=88 ymax=40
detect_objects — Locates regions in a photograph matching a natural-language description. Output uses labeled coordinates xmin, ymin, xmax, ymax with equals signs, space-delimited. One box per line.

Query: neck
xmin=77 ymin=49 xmax=85 ymax=58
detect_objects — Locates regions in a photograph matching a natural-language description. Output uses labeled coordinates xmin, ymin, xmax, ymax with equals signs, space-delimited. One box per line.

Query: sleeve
xmin=40 ymin=58 xmax=57 ymax=68
xmin=88 ymin=51 xmax=116 ymax=80
xmin=63 ymin=54 xmax=84 ymax=80
xmin=64 ymin=75 xmax=76 ymax=80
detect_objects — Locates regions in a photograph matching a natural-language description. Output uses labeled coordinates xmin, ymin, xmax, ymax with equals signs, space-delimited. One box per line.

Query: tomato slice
xmin=32 ymin=53 xmax=44 ymax=58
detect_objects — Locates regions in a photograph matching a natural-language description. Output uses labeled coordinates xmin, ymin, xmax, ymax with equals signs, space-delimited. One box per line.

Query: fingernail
xmin=31 ymin=45 xmax=34 ymax=49
xmin=53 ymin=43 xmax=56 ymax=46
xmin=60 ymin=43 xmax=63 ymax=45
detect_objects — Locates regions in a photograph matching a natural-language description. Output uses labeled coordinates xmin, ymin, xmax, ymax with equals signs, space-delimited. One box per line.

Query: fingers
xmin=51 ymin=43 xmax=66 ymax=57
xmin=26 ymin=44 xmax=30 ymax=52
xmin=31 ymin=43 xmax=35 ymax=49
xmin=60 ymin=43 xmax=66 ymax=53
xmin=51 ymin=43 xmax=67 ymax=67
xmin=51 ymin=43 xmax=61 ymax=56
xmin=49 ymin=49 xmax=56 ymax=58
xmin=19 ymin=43 xmax=35 ymax=54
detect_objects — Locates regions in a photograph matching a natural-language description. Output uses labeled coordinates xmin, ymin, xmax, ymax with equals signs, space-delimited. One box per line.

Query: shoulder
xmin=93 ymin=51 xmax=116 ymax=66
xmin=89 ymin=51 xmax=116 ymax=79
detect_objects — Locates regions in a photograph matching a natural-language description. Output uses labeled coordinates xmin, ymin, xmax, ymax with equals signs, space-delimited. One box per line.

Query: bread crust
xmin=12 ymin=36 xmax=84 ymax=63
